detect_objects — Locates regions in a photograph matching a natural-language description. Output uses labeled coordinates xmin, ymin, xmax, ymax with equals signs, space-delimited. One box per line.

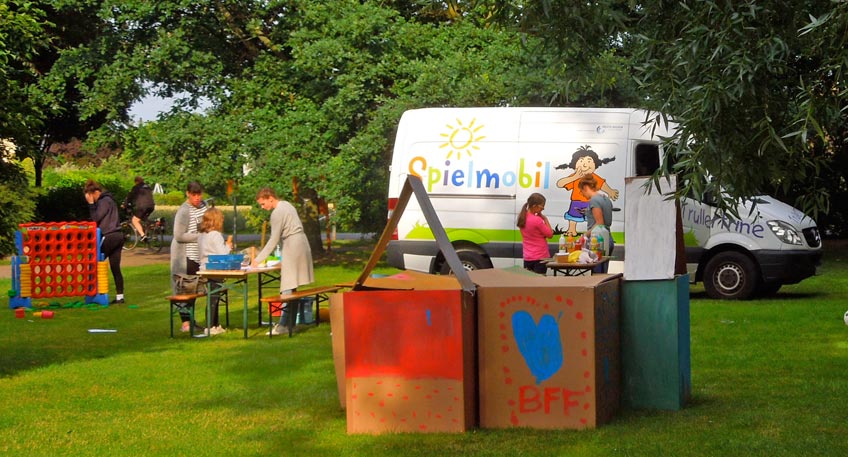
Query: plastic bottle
xmin=590 ymin=235 xmax=599 ymax=259
xmin=575 ymin=234 xmax=585 ymax=252
xmin=566 ymin=233 xmax=575 ymax=252
xmin=596 ymin=233 xmax=605 ymax=258
xmin=558 ymin=234 xmax=566 ymax=253
xmin=275 ymin=243 xmax=281 ymax=259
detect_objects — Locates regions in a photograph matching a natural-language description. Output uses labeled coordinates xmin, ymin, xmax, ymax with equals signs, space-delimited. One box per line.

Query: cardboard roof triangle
xmin=353 ymin=175 xmax=475 ymax=294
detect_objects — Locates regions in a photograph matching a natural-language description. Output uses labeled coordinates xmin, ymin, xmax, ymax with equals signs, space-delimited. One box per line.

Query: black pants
xmin=101 ymin=231 xmax=125 ymax=294
xmin=524 ymin=260 xmax=547 ymax=275
xmin=207 ymin=279 xmax=222 ymax=327
xmin=180 ymin=258 xmax=201 ymax=323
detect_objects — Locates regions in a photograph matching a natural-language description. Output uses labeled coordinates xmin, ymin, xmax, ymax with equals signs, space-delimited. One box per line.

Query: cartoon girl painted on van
xmin=555 ymin=145 xmax=620 ymax=236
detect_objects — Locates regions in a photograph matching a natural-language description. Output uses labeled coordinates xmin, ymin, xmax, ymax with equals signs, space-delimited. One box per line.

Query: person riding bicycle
xmin=123 ymin=176 xmax=156 ymax=241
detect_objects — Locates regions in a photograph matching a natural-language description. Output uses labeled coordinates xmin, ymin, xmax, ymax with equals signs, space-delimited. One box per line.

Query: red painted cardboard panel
xmin=343 ymin=288 xmax=477 ymax=434
xmin=344 ymin=289 xmax=465 ymax=380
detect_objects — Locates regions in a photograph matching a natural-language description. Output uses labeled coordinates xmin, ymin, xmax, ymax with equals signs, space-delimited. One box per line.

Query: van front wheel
xmin=439 ymin=251 xmax=492 ymax=275
xmin=703 ymin=252 xmax=759 ymax=300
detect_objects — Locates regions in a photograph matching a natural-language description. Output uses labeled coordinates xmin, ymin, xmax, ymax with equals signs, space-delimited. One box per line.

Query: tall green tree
xmin=0 ymin=1 xmax=44 ymax=255
xmin=1 ymin=1 xmax=47 ymax=156
xmin=121 ymin=1 xmax=637 ymax=234
xmin=492 ymin=1 xmax=847 ymax=225
xmin=632 ymin=0 xmax=847 ymax=223
xmin=17 ymin=0 xmax=639 ymax=237
xmin=2 ymin=0 xmax=145 ymax=187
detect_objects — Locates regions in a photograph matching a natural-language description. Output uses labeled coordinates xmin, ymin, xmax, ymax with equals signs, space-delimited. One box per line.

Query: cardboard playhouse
xmin=330 ymin=175 xmax=623 ymax=434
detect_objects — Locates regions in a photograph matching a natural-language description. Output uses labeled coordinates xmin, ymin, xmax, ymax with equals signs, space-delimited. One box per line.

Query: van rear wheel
xmin=703 ymin=251 xmax=759 ymax=300
xmin=438 ymin=251 xmax=492 ymax=275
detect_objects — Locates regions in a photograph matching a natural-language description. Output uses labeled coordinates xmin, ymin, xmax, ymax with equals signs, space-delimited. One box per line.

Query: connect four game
xmin=9 ymin=222 xmax=109 ymax=308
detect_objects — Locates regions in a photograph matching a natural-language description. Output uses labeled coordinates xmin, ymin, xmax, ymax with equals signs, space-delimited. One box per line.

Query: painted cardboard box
xmin=621 ymin=275 xmax=691 ymax=410
xmin=341 ymin=272 xmax=477 ymax=434
xmin=331 ymin=175 xmax=478 ymax=434
xmin=469 ymin=268 xmax=622 ymax=429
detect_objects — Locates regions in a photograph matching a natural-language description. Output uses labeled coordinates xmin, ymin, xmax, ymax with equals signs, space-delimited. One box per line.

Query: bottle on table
xmin=558 ymin=234 xmax=566 ymax=253
xmin=575 ymin=234 xmax=586 ymax=252
xmin=596 ymin=233 xmax=605 ymax=259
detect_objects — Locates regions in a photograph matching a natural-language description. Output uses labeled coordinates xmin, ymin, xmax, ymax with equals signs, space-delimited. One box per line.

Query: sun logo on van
xmin=440 ymin=118 xmax=485 ymax=160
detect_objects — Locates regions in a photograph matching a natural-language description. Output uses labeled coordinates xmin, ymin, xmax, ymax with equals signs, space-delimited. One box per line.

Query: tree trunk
xmin=34 ymin=155 xmax=44 ymax=187
xmin=296 ymin=187 xmax=325 ymax=257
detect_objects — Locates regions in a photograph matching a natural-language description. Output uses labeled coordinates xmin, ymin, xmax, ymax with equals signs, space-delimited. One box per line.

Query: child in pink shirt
xmin=518 ymin=193 xmax=553 ymax=274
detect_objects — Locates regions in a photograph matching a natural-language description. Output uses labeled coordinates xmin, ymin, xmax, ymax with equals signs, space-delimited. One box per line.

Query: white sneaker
xmin=266 ymin=324 xmax=286 ymax=336
xmin=209 ymin=326 xmax=227 ymax=335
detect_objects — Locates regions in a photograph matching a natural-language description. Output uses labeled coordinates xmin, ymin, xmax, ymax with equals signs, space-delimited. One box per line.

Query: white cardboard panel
xmin=623 ymin=176 xmax=676 ymax=280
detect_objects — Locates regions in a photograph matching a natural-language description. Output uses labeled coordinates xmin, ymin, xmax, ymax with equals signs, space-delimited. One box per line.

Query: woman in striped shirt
xmin=170 ymin=181 xmax=208 ymax=332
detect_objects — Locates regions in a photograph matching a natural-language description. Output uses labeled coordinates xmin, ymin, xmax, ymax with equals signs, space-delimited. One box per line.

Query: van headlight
xmin=767 ymin=221 xmax=802 ymax=245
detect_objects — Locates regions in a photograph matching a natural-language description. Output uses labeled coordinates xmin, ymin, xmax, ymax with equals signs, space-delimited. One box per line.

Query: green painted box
xmin=621 ymin=275 xmax=691 ymax=410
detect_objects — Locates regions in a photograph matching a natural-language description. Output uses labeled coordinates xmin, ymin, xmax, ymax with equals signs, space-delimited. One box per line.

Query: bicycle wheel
xmin=147 ymin=225 xmax=164 ymax=253
xmin=122 ymin=222 xmax=139 ymax=250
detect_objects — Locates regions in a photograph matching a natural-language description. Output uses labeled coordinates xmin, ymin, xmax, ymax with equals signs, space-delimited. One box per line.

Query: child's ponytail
xmin=517 ymin=202 xmax=530 ymax=228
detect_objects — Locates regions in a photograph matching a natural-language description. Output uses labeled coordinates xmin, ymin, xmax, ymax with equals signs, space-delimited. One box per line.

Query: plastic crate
xmin=208 ymin=254 xmax=245 ymax=263
xmin=205 ymin=260 xmax=242 ymax=270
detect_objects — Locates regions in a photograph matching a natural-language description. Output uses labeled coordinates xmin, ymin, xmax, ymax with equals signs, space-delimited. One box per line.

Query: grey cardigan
xmin=170 ymin=201 xmax=203 ymax=292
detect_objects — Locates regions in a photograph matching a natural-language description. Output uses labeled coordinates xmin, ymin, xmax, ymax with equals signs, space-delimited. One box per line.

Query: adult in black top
xmin=124 ymin=176 xmax=156 ymax=239
xmin=85 ymin=179 xmax=125 ymax=304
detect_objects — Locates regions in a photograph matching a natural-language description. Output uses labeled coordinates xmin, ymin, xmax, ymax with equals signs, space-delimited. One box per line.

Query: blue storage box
xmin=208 ymin=254 xmax=245 ymax=263
xmin=206 ymin=254 xmax=245 ymax=270
xmin=205 ymin=261 xmax=241 ymax=270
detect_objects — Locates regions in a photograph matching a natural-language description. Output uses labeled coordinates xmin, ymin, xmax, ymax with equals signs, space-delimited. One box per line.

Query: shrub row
xmin=151 ymin=205 xmax=252 ymax=235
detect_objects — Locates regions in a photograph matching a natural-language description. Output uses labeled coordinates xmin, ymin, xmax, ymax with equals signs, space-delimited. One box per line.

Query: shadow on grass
xmin=0 ymin=289 xmax=183 ymax=378
xmin=688 ymin=290 xmax=825 ymax=301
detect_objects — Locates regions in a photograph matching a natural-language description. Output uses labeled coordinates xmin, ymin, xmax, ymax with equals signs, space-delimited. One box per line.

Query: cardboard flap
xmin=354 ymin=175 xmax=475 ymax=293
xmin=469 ymin=268 xmax=622 ymax=288
xmin=360 ymin=270 xmax=463 ymax=291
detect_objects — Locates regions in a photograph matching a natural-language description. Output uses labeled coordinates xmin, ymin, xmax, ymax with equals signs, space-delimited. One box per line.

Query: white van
xmin=386 ymin=107 xmax=822 ymax=299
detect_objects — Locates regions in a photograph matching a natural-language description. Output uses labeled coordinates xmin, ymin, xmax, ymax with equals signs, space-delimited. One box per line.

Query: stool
xmin=169 ymin=293 xmax=206 ymax=338
xmin=168 ymin=290 xmax=229 ymax=337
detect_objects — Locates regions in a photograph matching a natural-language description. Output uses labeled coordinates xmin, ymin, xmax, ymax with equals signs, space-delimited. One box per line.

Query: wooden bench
xmin=259 ymin=286 xmax=342 ymax=337
xmin=168 ymin=291 xmax=229 ymax=338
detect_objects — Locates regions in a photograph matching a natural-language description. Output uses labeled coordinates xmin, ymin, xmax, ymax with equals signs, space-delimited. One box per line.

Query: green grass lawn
xmin=1 ymin=241 xmax=847 ymax=456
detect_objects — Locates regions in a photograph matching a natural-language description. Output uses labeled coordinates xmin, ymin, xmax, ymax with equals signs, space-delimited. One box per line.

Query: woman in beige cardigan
xmin=251 ymin=187 xmax=314 ymax=335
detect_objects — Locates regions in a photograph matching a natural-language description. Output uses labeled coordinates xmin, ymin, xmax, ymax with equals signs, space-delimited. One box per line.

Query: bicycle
xmin=121 ymin=208 xmax=166 ymax=253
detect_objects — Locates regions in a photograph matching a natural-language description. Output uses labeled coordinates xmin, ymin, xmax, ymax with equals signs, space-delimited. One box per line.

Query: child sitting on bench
xmin=198 ymin=208 xmax=233 ymax=336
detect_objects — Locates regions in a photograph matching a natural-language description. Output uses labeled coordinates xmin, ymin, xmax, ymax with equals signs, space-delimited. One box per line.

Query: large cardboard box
xmin=332 ymin=175 xmax=478 ymax=434
xmin=342 ymin=272 xmax=477 ymax=434
xmin=470 ymin=269 xmax=622 ymax=429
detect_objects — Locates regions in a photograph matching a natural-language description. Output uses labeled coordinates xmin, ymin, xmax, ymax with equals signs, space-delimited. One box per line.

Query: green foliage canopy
xmin=120 ymin=1 xmax=598 ymax=232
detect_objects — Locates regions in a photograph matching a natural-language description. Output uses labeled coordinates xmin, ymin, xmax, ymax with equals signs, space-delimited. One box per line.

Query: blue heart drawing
xmin=512 ymin=311 xmax=564 ymax=384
